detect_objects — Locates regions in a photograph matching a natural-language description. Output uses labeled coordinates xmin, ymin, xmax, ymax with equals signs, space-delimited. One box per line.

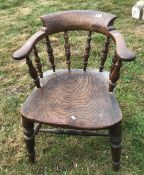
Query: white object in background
xmin=132 ymin=0 xmax=144 ymax=20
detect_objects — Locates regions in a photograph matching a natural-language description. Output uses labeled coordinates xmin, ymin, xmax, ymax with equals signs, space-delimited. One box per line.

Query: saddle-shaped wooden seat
xmin=21 ymin=69 xmax=122 ymax=129
xmin=13 ymin=10 xmax=135 ymax=171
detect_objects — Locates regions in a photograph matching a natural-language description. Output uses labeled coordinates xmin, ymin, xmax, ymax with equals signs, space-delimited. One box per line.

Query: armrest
xmin=12 ymin=28 xmax=47 ymax=60
xmin=109 ymin=30 xmax=136 ymax=61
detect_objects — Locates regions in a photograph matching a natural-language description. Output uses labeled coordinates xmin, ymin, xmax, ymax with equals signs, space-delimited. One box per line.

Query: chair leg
xmin=22 ymin=115 xmax=35 ymax=163
xmin=109 ymin=123 xmax=122 ymax=171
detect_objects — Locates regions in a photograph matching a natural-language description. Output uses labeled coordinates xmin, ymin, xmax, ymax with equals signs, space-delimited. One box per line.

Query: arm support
xmin=12 ymin=28 xmax=46 ymax=60
xmin=109 ymin=30 xmax=136 ymax=61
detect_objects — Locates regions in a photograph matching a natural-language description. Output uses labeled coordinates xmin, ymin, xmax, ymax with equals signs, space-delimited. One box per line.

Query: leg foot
xmin=22 ymin=115 xmax=35 ymax=163
xmin=109 ymin=123 xmax=122 ymax=171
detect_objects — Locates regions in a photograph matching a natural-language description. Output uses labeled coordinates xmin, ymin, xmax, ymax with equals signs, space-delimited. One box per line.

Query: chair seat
xmin=21 ymin=69 xmax=122 ymax=129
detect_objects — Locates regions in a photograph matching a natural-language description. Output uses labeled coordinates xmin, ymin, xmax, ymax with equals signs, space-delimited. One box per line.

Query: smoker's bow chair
xmin=12 ymin=10 xmax=135 ymax=171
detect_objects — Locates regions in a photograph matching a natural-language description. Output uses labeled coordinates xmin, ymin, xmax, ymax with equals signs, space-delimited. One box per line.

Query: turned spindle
xmin=26 ymin=56 xmax=41 ymax=88
xmin=45 ymin=36 xmax=55 ymax=72
xmin=99 ymin=36 xmax=110 ymax=72
xmin=64 ymin=31 xmax=71 ymax=71
xmin=110 ymin=52 xmax=118 ymax=74
xmin=83 ymin=31 xmax=92 ymax=71
xmin=33 ymin=46 xmax=43 ymax=78
xmin=109 ymin=58 xmax=122 ymax=92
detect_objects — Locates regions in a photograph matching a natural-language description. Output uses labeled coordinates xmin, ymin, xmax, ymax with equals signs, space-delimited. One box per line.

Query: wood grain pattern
xmin=33 ymin=46 xmax=43 ymax=78
xmin=41 ymin=10 xmax=117 ymax=35
xmin=13 ymin=11 xmax=135 ymax=62
xmin=83 ymin=31 xmax=92 ymax=71
xmin=64 ymin=31 xmax=71 ymax=71
xmin=99 ymin=36 xmax=110 ymax=72
xmin=21 ymin=69 xmax=122 ymax=129
xmin=26 ymin=57 xmax=41 ymax=88
xmin=12 ymin=10 xmax=136 ymax=170
xmin=45 ymin=36 xmax=55 ymax=72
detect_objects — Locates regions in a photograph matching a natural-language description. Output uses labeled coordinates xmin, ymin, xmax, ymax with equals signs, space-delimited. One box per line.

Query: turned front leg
xmin=109 ymin=123 xmax=122 ymax=171
xmin=22 ymin=115 xmax=35 ymax=163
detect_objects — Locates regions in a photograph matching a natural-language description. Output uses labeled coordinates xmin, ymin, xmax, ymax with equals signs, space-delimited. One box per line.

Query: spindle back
xmin=13 ymin=10 xmax=135 ymax=91
xmin=33 ymin=30 xmax=110 ymax=78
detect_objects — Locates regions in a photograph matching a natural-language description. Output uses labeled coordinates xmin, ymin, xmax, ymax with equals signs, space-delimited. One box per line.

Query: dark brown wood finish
xmin=12 ymin=10 xmax=136 ymax=171
xmin=33 ymin=46 xmax=43 ymax=78
xmin=13 ymin=11 xmax=135 ymax=61
xmin=38 ymin=128 xmax=109 ymax=136
xmin=109 ymin=30 xmax=135 ymax=61
xmin=99 ymin=36 xmax=110 ymax=72
xmin=64 ymin=31 xmax=71 ymax=71
xmin=109 ymin=58 xmax=122 ymax=92
xmin=26 ymin=57 xmax=41 ymax=88
xmin=109 ymin=123 xmax=122 ymax=171
xmin=21 ymin=70 xmax=122 ymax=129
xmin=22 ymin=116 xmax=35 ymax=163
xmin=41 ymin=10 xmax=117 ymax=35
xmin=45 ymin=36 xmax=55 ymax=72
xmin=83 ymin=31 xmax=92 ymax=71
xmin=13 ymin=29 xmax=46 ymax=60
xmin=110 ymin=52 xmax=118 ymax=74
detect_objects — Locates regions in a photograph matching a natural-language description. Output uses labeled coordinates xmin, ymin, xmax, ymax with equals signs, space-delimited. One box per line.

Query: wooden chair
xmin=12 ymin=10 xmax=135 ymax=171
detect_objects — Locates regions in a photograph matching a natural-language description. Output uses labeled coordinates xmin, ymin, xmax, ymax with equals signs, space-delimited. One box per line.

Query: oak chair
xmin=12 ymin=10 xmax=135 ymax=171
